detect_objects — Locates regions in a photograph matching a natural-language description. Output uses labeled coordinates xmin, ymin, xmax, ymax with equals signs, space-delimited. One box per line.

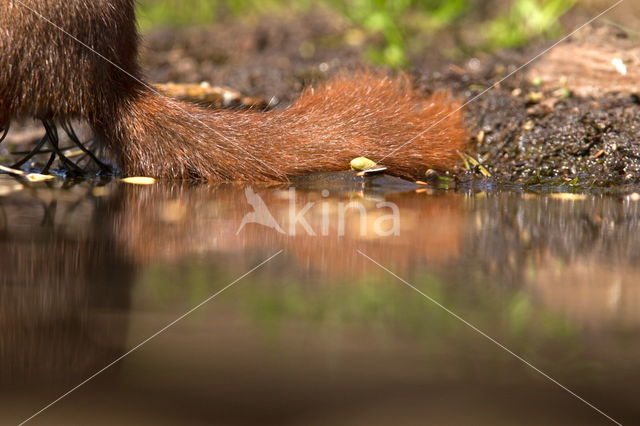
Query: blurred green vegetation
xmin=136 ymin=262 xmax=576 ymax=351
xmin=485 ymin=0 xmax=576 ymax=49
xmin=325 ymin=0 xmax=471 ymax=68
xmin=137 ymin=0 xmax=577 ymax=67
xmin=137 ymin=0 xmax=308 ymax=28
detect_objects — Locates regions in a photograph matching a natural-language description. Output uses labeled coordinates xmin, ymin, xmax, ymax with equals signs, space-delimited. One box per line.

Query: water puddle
xmin=1 ymin=177 xmax=638 ymax=424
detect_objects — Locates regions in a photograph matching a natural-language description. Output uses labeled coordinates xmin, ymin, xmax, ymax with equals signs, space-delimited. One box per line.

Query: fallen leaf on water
xmin=25 ymin=173 xmax=56 ymax=182
xmin=121 ymin=177 xmax=156 ymax=185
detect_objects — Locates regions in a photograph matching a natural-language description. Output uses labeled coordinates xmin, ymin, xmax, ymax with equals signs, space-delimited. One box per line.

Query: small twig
xmin=0 ymin=164 xmax=26 ymax=176
xmin=457 ymin=151 xmax=492 ymax=177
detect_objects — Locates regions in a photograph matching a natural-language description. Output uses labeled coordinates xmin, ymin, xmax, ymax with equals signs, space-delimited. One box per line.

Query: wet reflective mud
xmin=1 ymin=175 xmax=639 ymax=425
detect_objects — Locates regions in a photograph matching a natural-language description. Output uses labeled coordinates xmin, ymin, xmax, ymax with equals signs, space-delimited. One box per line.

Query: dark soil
xmin=421 ymin=54 xmax=640 ymax=186
xmin=470 ymin=85 xmax=640 ymax=186
xmin=141 ymin=9 xmax=365 ymax=104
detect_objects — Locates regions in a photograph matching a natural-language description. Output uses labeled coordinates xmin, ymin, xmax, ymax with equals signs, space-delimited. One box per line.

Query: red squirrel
xmin=0 ymin=0 xmax=467 ymax=181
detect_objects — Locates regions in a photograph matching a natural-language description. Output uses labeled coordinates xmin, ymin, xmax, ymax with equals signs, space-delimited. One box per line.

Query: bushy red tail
xmin=104 ymin=72 xmax=467 ymax=181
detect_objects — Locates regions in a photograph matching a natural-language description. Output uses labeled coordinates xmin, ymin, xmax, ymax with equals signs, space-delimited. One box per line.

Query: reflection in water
xmin=466 ymin=193 xmax=640 ymax=328
xmin=0 ymin=178 xmax=639 ymax=424
xmin=0 ymin=185 xmax=135 ymax=385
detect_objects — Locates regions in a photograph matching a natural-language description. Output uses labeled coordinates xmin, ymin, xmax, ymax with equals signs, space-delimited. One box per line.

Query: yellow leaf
xmin=350 ymin=157 xmax=377 ymax=171
xmin=25 ymin=173 xmax=56 ymax=182
xmin=121 ymin=177 xmax=156 ymax=185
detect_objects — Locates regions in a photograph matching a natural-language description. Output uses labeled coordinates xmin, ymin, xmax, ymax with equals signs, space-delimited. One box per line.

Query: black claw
xmin=41 ymin=152 xmax=57 ymax=174
xmin=11 ymin=133 xmax=49 ymax=169
xmin=42 ymin=120 xmax=84 ymax=174
xmin=61 ymin=121 xmax=111 ymax=172
xmin=5 ymin=120 xmax=111 ymax=176
xmin=0 ymin=125 xmax=8 ymax=144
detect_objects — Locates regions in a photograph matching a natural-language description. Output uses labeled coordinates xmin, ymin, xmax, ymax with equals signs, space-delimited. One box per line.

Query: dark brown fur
xmin=0 ymin=0 xmax=467 ymax=181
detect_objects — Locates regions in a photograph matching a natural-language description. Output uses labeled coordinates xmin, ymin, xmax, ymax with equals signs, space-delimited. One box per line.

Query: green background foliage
xmin=137 ymin=0 xmax=577 ymax=67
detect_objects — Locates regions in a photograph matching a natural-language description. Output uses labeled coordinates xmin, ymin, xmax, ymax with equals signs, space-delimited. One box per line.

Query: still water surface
xmin=1 ymin=175 xmax=638 ymax=425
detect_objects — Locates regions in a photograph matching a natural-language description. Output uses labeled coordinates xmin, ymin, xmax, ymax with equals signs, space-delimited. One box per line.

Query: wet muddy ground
xmin=430 ymin=56 xmax=640 ymax=187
